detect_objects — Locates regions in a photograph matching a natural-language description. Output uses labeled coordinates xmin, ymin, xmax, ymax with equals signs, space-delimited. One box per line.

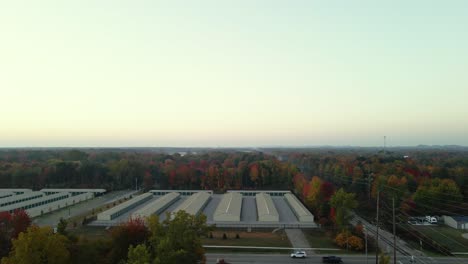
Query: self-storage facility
xmin=172 ymin=192 xmax=211 ymax=217
xmin=255 ymin=192 xmax=279 ymax=222
xmin=213 ymin=192 xmax=242 ymax=222
xmin=97 ymin=193 xmax=153 ymax=221
xmin=132 ymin=192 xmax=180 ymax=219
xmin=284 ymin=193 xmax=314 ymax=222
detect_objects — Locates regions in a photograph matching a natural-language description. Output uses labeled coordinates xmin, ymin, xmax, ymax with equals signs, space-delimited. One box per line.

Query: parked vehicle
xmin=322 ymin=256 xmax=343 ymax=263
xmin=290 ymin=251 xmax=307 ymax=258
xmin=425 ymin=216 xmax=438 ymax=224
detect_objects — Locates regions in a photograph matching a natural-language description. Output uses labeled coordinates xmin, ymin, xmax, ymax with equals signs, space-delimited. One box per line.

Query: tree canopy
xmin=1 ymin=226 xmax=70 ymax=264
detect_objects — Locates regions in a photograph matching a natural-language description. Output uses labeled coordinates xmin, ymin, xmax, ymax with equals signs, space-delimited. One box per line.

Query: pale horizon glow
xmin=1 ymin=1 xmax=468 ymax=147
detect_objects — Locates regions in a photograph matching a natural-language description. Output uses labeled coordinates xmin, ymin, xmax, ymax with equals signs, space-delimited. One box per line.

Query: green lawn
xmin=202 ymin=230 xmax=291 ymax=248
xmin=68 ymin=226 xmax=110 ymax=240
xmin=204 ymin=247 xmax=290 ymax=254
xmin=412 ymin=225 xmax=468 ymax=253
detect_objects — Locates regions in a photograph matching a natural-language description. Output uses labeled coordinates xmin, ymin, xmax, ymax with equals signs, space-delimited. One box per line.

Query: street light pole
xmin=393 ymin=197 xmax=397 ymax=264
xmin=376 ymin=190 xmax=380 ymax=264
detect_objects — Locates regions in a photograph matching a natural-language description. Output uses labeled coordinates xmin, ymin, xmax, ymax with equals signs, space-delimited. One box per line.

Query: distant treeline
xmin=279 ymin=148 xmax=468 ymax=218
xmin=0 ymin=150 xmax=296 ymax=191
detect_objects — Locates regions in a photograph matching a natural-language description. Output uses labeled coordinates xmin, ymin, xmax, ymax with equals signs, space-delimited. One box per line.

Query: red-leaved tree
xmin=11 ymin=209 xmax=31 ymax=238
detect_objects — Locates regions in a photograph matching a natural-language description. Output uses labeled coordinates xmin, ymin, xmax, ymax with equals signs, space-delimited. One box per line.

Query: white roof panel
xmin=255 ymin=193 xmax=279 ymax=222
xmin=172 ymin=192 xmax=211 ymax=216
xmin=132 ymin=192 xmax=180 ymax=219
xmin=213 ymin=192 xmax=242 ymax=222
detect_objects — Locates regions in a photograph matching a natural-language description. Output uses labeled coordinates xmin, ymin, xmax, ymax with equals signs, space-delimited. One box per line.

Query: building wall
xmin=443 ymin=215 xmax=467 ymax=230
xmin=27 ymin=192 xmax=94 ymax=218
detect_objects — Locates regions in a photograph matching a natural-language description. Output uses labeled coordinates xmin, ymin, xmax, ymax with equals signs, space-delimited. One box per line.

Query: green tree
xmin=329 ymin=188 xmax=358 ymax=228
xmin=379 ymin=253 xmax=390 ymax=264
xmin=127 ymin=244 xmax=151 ymax=264
xmin=1 ymin=226 xmax=70 ymax=264
xmin=109 ymin=217 xmax=149 ymax=263
xmin=304 ymin=176 xmax=322 ymax=210
xmin=147 ymin=211 xmax=211 ymax=264
xmin=57 ymin=217 xmax=67 ymax=236
xmin=413 ymin=178 xmax=462 ymax=214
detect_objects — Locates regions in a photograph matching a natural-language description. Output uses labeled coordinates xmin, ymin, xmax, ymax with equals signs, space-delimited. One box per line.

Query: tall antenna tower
xmin=383 ymin=136 xmax=386 ymax=154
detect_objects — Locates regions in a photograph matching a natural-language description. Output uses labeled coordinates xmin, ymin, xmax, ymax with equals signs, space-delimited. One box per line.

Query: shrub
xmin=335 ymin=231 xmax=349 ymax=248
xmin=335 ymin=231 xmax=364 ymax=251
xmin=348 ymin=235 xmax=364 ymax=250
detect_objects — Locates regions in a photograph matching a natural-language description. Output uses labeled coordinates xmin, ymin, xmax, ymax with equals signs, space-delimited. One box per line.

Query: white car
xmin=290 ymin=251 xmax=307 ymax=258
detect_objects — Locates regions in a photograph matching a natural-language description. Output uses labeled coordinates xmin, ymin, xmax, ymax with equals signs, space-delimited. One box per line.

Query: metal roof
xmin=97 ymin=193 xmax=153 ymax=220
xmin=40 ymin=188 xmax=106 ymax=194
xmin=0 ymin=189 xmax=32 ymax=194
xmin=132 ymin=192 xmax=180 ymax=219
xmin=27 ymin=192 xmax=94 ymax=217
xmin=452 ymin=216 xmax=468 ymax=223
xmin=0 ymin=191 xmax=45 ymax=207
xmin=0 ymin=192 xmax=14 ymax=199
xmin=213 ymin=192 xmax=242 ymax=222
xmin=150 ymin=190 xmax=213 ymax=196
xmin=284 ymin=193 xmax=314 ymax=222
xmin=172 ymin=192 xmax=211 ymax=216
xmin=0 ymin=192 xmax=71 ymax=212
xmin=255 ymin=193 xmax=279 ymax=222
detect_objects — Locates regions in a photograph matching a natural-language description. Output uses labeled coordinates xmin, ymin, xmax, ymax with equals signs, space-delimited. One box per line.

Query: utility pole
xmin=376 ymin=190 xmax=380 ymax=264
xmin=367 ymin=166 xmax=372 ymax=202
xmin=393 ymin=197 xmax=397 ymax=264
xmin=365 ymin=226 xmax=369 ymax=264
xmin=135 ymin=177 xmax=138 ymax=191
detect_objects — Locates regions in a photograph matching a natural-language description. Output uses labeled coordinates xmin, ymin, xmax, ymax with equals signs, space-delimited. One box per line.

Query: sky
xmin=1 ymin=1 xmax=468 ymax=147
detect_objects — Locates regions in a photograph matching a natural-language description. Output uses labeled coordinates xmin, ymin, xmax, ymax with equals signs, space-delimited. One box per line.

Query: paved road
xmin=33 ymin=190 xmax=135 ymax=226
xmin=206 ymin=253 xmax=466 ymax=264
xmin=348 ymin=213 xmax=467 ymax=264
xmin=351 ymin=213 xmax=422 ymax=255
xmin=241 ymin=197 xmax=257 ymax=222
xmin=275 ymin=197 xmax=299 ymax=222
xmin=285 ymin=229 xmax=314 ymax=254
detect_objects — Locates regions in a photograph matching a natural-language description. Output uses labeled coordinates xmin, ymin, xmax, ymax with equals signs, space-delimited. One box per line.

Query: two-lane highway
xmin=206 ymin=253 xmax=466 ymax=264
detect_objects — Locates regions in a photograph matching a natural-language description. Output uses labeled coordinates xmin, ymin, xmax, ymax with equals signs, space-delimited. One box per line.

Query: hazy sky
xmin=1 ymin=1 xmax=468 ymax=147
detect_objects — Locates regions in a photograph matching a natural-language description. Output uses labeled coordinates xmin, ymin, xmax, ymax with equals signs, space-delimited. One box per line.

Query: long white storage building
xmin=0 ymin=191 xmax=14 ymax=199
xmin=40 ymin=188 xmax=106 ymax=196
xmin=172 ymin=192 xmax=211 ymax=217
xmin=213 ymin=192 xmax=242 ymax=222
xmin=0 ymin=189 xmax=32 ymax=195
xmin=284 ymin=193 xmax=314 ymax=222
xmin=132 ymin=192 xmax=180 ymax=219
xmin=150 ymin=190 xmax=213 ymax=196
xmin=255 ymin=193 xmax=279 ymax=222
xmin=97 ymin=193 xmax=153 ymax=221
xmin=27 ymin=192 xmax=94 ymax=217
xmin=0 ymin=191 xmax=45 ymax=208
xmin=0 ymin=192 xmax=71 ymax=214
